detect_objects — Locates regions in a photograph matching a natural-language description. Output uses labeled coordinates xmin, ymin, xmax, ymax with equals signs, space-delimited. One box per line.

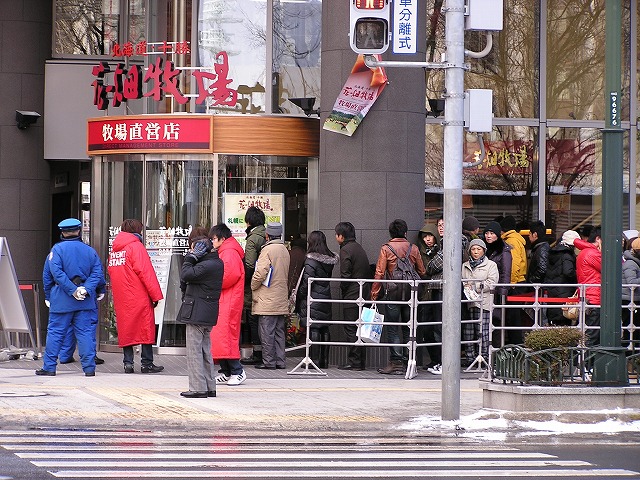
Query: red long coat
xmin=211 ymin=236 xmax=245 ymax=360
xmin=108 ymin=232 xmax=163 ymax=347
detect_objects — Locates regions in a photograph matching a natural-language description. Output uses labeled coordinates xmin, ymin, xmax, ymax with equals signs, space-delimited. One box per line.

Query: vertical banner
xmin=322 ymin=55 xmax=388 ymax=136
xmin=222 ymin=193 xmax=285 ymax=248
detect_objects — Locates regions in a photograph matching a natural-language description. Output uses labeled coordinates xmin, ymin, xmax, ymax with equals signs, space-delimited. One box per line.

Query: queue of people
xmin=36 ymin=211 xmax=638 ymax=386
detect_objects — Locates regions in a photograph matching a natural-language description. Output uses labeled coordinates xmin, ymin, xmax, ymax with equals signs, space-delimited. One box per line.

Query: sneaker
xmin=427 ymin=364 xmax=442 ymax=375
xmin=141 ymin=364 xmax=164 ymax=374
xmin=227 ymin=370 xmax=247 ymax=386
xmin=124 ymin=364 xmax=134 ymax=374
xmin=35 ymin=369 xmax=55 ymax=376
xmin=215 ymin=373 xmax=229 ymax=384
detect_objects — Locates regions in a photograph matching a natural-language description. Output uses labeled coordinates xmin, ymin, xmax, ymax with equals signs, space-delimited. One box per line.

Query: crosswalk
xmin=0 ymin=429 xmax=638 ymax=478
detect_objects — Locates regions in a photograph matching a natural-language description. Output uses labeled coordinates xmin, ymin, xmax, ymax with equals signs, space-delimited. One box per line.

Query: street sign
xmin=393 ymin=0 xmax=417 ymax=54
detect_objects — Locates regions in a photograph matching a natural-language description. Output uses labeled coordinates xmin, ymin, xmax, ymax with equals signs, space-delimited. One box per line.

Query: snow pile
xmin=399 ymin=409 xmax=640 ymax=439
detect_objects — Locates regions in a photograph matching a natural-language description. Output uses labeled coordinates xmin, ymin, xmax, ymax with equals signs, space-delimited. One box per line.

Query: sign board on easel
xmin=0 ymin=238 xmax=36 ymax=351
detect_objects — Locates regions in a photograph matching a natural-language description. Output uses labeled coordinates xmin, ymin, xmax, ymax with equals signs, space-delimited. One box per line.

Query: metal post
xmin=441 ymin=0 xmax=466 ymax=421
xmin=598 ymin=0 xmax=627 ymax=384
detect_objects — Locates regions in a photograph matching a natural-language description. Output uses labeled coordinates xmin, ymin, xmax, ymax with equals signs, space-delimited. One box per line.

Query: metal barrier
xmin=286 ymin=277 xmax=640 ymax=383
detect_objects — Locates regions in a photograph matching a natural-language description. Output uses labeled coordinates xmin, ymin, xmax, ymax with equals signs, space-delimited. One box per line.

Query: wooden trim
xmin=212 ymin=115 xmax=319 ymax=157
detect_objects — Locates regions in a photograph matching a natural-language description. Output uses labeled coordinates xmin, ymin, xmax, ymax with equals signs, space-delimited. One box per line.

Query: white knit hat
xmin=561 ymin=230 xmax=580 ymax=246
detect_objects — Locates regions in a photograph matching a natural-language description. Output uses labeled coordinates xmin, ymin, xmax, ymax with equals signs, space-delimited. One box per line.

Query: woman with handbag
xmin=178 ymin=228 xmax=224 ymax=398
xmin=296 ymin=231 xmax=338 ymax=368
xmin=544 ymin=230 xmax=579 ymax=326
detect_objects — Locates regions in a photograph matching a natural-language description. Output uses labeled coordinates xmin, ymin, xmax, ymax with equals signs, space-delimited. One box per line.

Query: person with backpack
xmin=371 ymin=219 xmax=426 ymax=375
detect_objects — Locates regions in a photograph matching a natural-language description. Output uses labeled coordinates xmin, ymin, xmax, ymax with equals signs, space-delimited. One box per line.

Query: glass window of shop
xmin=98 ymin=154 xmax=308 ymax=350
xmin=54 ymin=0 xmax=145 ymax=57
xmin=546 ymin=1 xmax=631 ymax=122
xmin=425 ymin=0 xmax=539 ymax=119
xmin=425 ymin=124 xmax=540 ymax=229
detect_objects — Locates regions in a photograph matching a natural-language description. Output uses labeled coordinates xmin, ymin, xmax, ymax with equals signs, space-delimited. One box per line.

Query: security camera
xmin=16 ymin=110 xmax=41 ymax=130
xmin=288 ymin=98 xmax=319 ymax=117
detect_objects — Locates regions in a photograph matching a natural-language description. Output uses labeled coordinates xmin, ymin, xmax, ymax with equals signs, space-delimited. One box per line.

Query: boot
xmin=309 ymin=328 xmax=321 ymax=366
xmin=319 ymin=330 xmax=330 ymax=369
xmin=241 ymin=349 xmax=262 ymax=365
xmin=377 ymin=360 xmax=404 ymax=375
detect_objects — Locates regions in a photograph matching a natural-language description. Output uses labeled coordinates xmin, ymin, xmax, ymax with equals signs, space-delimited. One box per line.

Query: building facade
xmin=1 ymin=0 xmax=638 ymax=349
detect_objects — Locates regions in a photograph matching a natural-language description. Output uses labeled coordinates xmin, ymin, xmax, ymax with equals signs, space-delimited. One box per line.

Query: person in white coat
xmin=461 ymin=238 xmax=499 ymax=365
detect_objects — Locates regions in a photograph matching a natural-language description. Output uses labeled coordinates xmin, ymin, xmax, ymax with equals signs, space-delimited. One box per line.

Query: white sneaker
xmin=215 ymin=373 xmax=229 ymax=384
xmin=227 ymin=370 xmax=246 ymax=386
xmin=427 ymin=364 xmax=442 ymax=375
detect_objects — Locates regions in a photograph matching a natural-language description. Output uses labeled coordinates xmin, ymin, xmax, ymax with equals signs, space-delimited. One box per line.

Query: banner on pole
xmin=322 ymin=55 xmax=387 ymax=136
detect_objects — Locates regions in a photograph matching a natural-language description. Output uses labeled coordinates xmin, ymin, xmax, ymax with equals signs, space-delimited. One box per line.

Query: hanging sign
xmin=87 ymin=115 xmax=213 ymax=155
xmin=323 ymin=55 xmax=387 ymax=136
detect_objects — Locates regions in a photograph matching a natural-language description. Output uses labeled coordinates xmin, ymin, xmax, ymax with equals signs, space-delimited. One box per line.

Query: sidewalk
xmin=1 ymin=352 xmax=639 ymax=435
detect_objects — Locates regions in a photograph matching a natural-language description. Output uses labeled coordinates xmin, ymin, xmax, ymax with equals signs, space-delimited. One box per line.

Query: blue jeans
xmin=384 ymin=304 xmax=411 ymax=362
xmin=218 ymin=359 xmax=244 ymax=376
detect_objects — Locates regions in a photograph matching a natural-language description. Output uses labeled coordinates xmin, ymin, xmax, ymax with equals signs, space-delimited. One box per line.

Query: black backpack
xmin=384 ymin=243 xmax=421 ymax=301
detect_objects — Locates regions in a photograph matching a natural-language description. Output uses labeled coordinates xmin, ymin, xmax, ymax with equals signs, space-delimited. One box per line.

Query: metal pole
xmin=598 ymin=0 xmax=627 ymax=384
xmin=441 ymin=0 xmax=466 ymax=421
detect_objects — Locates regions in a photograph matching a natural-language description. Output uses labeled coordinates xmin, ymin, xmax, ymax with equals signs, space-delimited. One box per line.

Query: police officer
xmin=36 ymin=218 xmax=105 ymax=376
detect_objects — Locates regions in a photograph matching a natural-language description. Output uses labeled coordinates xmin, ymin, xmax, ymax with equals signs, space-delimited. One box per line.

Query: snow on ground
xmin=399 ymin=409 xmax=640 ymax=440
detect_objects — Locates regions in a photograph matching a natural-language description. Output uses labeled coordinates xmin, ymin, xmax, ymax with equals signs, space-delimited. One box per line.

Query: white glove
xmin=72 ymin=286 xmax=88 ymax=301
xmin=44 ymin=300 xmax=50 ymax=308
xmin=97 ymin=293 xmax=105 ymax=301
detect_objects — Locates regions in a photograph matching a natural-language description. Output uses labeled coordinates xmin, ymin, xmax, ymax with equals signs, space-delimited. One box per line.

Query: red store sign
xmin=87 ymin=115 xmax=213 ymax=155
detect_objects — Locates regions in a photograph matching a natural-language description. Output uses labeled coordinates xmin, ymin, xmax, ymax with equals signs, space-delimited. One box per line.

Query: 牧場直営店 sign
xmin=87 ymin=115 xmax=213 ymax=155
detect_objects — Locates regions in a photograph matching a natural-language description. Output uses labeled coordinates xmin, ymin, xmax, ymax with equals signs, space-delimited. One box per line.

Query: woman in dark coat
xmin=621 ymin=238 xmax=640 ymax=348
xmin=178 ymin=228 xmax=224 ymax=398
xmin=544 ymin=230 xmax=579 ymax=326
xmin=483 ymin=221 xmax=512 ymax=340
xmin=297 ymin=230 xmax=338 ymax=368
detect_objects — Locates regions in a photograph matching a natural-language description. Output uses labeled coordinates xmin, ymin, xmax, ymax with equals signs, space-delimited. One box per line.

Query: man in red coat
xmin=108 ymin=219 xmax=164 ymax=374
xmin=210 ymin=223 xmax=246 ymax=385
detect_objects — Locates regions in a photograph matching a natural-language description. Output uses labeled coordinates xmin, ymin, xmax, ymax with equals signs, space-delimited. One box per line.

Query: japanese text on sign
xmin=475 ymin=145 xmax=530 ymax=170
xmin=393 ymin=0 xmax=417 ymax=54
xmin=91 ymin=51 xmax=236 ymax=110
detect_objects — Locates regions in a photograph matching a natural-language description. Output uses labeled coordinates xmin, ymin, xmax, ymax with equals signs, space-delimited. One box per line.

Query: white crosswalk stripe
xmin=0 ymin=429 xmax=638 ymax=478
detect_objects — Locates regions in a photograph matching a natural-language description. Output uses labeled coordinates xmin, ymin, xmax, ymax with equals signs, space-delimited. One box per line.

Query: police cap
xmin=58 ymin=218 xmax=82 ymax=231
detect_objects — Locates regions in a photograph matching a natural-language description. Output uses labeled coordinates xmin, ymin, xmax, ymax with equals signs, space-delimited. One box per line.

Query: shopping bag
xmin=357 ymin=304 xmax=384 ymax=343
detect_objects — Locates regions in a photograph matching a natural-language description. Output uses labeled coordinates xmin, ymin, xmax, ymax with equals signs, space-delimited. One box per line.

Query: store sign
xmin=91 ymin=49 xmax=236 ymax=110
xmin=87 ymin=115 xmax=213 ymax=155
xmin=464 ymin=140 xmax=533 ymax=175
xmin=222 ymin=193 xmax=285 ymax=248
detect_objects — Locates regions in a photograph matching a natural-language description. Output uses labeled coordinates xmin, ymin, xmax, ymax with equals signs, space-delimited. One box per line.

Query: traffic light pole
xmin=364 ymin=0 xmax=468 ymax=421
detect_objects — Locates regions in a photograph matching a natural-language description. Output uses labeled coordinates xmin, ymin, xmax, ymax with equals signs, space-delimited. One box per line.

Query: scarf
xmin=468 ymin=255 xmax=485 ymax=270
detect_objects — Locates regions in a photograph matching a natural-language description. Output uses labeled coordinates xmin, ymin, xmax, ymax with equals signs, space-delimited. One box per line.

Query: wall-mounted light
xmin=427 ymin=99 xmax=445 ymax=118
xmin=288 ymin=97 xmax=319 ymax=117
xmin=16 ymin=110 xmax=41 ymax=130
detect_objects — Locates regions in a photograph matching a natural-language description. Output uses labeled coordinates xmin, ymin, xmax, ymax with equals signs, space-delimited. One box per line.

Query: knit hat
xmin=265 ymin=222 xmax=283 ymax=237
xmin=500 ymin=215 xmax=517 ymax=232
xmin=483 ymin=221 xmax=502 ymax=236
xmin=561 ymin=230 xmax=580 ymax=246
xmin=462 ymin=216 xmax=480 ymax=232
xmin=468 ymin=238 xmax=487 ymax=252
xmin=632 ymin=238 xmax=640 ymax=251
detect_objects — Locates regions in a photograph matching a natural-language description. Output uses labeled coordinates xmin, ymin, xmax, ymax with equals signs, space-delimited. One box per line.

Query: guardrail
xmin=287 ymin=277 xmax=640 ymax=384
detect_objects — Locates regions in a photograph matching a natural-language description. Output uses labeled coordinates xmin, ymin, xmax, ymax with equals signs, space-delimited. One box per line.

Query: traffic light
xmin=349 ymin=0 xmax=391 ymax=55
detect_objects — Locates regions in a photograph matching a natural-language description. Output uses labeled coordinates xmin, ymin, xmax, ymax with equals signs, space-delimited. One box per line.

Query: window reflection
xmin=273 ymin=0 xmax=322 ymax=114
xmin=55 ymin=0 xmax=120 ymax=56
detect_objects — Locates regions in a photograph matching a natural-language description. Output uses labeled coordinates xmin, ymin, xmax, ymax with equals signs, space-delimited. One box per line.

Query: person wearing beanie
xmin=250 ymin=221 xmax=290 ymax=369
xmin=37 ymin=218 xmax=106 ymax=377
xmin=462 ymin=216 xmax=480 ymax=241
xmin=544 ymin=230 xmax=578 ymax=326
xmin=621 ymin=237 xmax=640 ymax=349
xmin=483 ymin=221 xmax=512 ymax=297
xmin=461 ymin=238 xmax=498 ymax=366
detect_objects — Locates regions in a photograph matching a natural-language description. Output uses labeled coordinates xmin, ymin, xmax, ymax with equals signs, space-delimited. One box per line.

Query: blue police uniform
xmin=38 ymin=219 xmax=105 ymax=375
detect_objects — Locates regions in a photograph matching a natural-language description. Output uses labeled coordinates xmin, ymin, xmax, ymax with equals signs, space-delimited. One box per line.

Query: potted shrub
xmin=523 ymin=326 xmax=585 ymax=383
